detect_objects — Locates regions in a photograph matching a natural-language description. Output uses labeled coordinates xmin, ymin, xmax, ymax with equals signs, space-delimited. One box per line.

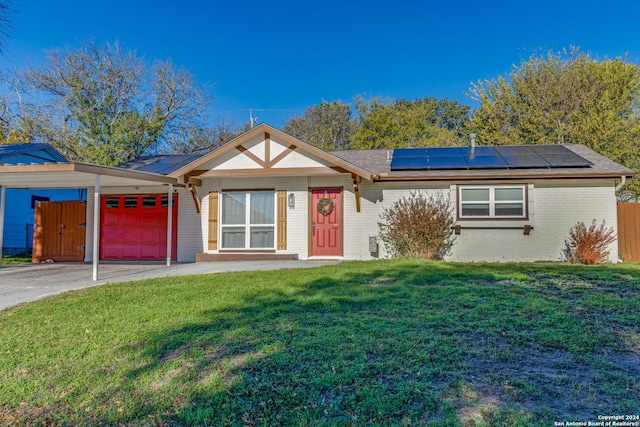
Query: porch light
xmin=288 ymin=193 xmax=295 ymax=209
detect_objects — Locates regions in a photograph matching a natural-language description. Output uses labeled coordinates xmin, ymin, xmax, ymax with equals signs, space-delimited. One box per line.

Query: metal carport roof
xmin=0 ymin=162 xmax=177 ymax=188
xmin=0 ymin=162 xmax=179 ymax=281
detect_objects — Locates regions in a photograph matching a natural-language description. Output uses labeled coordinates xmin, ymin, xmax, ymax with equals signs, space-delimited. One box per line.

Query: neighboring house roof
xmin=0 ymin=143 xmax=68 ymax=165
xmin=330 ymin=143 xmax=635 ymax=181
xmin=118 ymin=154 xmax=204 ymax=175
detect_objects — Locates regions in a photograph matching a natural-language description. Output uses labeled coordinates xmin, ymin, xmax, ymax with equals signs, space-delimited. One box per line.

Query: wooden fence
xmin=617 ymin=203 xmax=640 ymax=262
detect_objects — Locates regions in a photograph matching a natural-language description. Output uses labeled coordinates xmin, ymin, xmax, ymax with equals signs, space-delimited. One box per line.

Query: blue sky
xmin=2 ymin=0 xmax=639 ymax=127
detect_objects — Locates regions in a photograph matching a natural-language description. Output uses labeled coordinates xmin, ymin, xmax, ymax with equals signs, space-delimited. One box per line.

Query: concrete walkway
xmin=0 ymin=260 xmax=340 ymax=311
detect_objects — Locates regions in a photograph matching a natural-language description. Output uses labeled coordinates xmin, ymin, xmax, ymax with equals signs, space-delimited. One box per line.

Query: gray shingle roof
xmin=118 ymin=143 xmax=633 ymax=181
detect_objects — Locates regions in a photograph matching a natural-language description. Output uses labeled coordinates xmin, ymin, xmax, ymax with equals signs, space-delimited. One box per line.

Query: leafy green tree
xmin=469 ymin=47 xmax=640 ymax=197
xmin=18 ymin=40 xmax=211 ymax=165
xmin=351 ymin=96 xmax=470 ymax=149
xmin=283 ymin=100 xmax=356 ymax=150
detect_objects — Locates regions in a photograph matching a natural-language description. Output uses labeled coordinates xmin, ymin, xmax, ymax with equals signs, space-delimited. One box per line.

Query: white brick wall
xmin=448 ymin=179 xmax=618 ymax=262
xmin=176 ymin=187 xmax=202 ymax=262
xmin=342 ymin=177 xmax=618 ymax=262
xmin=343 ymin=179 xmax=449 ymax=259
xmin=85 ymin=177 xmax=619 ymax=264
xmin=196 ymin=177 xmax=309 ymax=260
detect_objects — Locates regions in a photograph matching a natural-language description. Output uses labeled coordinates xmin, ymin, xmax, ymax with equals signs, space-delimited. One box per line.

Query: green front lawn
xmin=1 ymin=260 xmax=639 ymax=426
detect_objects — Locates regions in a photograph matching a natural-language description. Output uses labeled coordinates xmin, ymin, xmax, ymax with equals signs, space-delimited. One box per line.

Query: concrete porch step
xmin=195 ymin=253 xmax=299 ymax=262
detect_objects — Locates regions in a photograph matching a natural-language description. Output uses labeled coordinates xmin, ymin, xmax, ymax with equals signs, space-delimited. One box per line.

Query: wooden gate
xmin=33 ymin=200 xmax=86 ymax=263
xmin=617 ymin=203 xmax=640 ymax=262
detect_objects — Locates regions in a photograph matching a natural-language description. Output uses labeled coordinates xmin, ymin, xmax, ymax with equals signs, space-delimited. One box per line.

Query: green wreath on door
xmin=317 ymin=198 xmax=334 ymax=216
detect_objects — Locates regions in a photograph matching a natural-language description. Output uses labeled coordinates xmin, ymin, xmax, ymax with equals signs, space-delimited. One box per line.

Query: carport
xmin=0 ymin=162 xmax=178 ymax=280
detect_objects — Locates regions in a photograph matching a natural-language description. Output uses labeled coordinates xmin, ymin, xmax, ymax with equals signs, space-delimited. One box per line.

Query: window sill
xmin=453 ymin=221 xmax=533 ymax=235
xmin=219 ymin=249 xmax=276 ymax=253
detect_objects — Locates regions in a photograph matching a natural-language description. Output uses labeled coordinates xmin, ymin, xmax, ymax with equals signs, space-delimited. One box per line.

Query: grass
xmin=1 ymin=254 xmax=32 ymax=265
xmin=0 ymin=259 xmax=639 ymax=426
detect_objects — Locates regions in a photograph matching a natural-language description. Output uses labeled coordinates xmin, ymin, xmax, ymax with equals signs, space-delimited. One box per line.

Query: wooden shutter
xmin=277 ymin=190 xmax=287 ymax=250
xmin=208 ymin=192 xmax=218 ymax=250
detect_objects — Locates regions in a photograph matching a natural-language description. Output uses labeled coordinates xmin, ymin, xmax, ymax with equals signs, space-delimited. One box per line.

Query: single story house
xmin=118 ymin=124 xmax=633 ymax=263
xmin=0 ymin=123 xmax=634 ymax=274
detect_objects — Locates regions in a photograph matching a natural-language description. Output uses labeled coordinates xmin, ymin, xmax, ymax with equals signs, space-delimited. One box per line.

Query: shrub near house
xmin=565 ymin=220 xmax=616 ymax=264
xmin=378 ymin=191 xmax=455 ymax=259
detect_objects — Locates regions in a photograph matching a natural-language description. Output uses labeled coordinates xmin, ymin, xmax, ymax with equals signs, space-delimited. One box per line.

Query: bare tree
xmin=0 ymin=0 xmax=14 ymax=53
xmin=19 ymin=39 xmax=212 ymax=165
xmin=170 ymin=116 xmax=243 ymax=154
xmin=0 ymin=69 xmax=36 ymax=144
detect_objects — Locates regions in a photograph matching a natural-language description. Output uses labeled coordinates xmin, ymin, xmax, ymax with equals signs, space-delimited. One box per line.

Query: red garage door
xmin=100 ymin=195 xmax=178 ymax=261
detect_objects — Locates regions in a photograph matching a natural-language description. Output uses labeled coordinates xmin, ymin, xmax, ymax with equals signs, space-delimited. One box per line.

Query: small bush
xmin=564 ymin=219 xmax=616 ymax=264
xmin=378 ymin=191 xmax=455 ymax=260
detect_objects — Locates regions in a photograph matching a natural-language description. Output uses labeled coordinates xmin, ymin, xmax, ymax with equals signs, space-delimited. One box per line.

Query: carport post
xmin=166 ymin=184 xmax=172 ymax=267
xmin=93 ymin=175 xmax=101 ymax=281
xmin=0 ymin=185 xmax=5 ymax=265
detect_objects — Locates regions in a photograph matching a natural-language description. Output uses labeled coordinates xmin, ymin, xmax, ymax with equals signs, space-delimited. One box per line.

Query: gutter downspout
xmin=615 ymin=176 xmax=626 ymax=193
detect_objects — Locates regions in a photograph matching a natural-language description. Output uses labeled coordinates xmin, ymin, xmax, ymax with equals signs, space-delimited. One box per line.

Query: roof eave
xmin=376 ymin=170 xmax=635 ymax=181
xmin=0 ymin=162 xmax=178 ymax=185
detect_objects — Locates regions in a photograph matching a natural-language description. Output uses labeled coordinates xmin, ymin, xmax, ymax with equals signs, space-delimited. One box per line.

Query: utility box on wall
xmin=369 ymin=235 xmax=378 ymax=257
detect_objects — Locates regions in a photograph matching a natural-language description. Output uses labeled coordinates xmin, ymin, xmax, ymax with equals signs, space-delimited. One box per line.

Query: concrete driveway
xmin=0 ymin=260 xmax=340 ymax=311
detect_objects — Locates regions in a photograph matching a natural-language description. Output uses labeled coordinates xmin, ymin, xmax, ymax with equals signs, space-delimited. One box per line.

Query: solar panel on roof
xmin=459 ymin=146 xmax=500 ymax=156
xmin=464 ymin=155 xmax=509 ymax=168
xmin=426 ymin=147 xmax=463 ymax=157
xmin=501 ymin=155 xmax=551 ymax=168
xmin=538 ymin=153 xmax=592 ymax=167
xmin=389 ymin=144 xmax=592 ymax=171
xmin=389 ymin=156 xmax=428 ymax=170
xmin=529 ymin=145 xmax=571 ymax=154
xmin=120 ymin=154 xmax=202 ymax=174
xmin=393 ymin=148 xmax=427 ymax=157
xmin=495 ymin=146 xmax=536 ymax=156
xmin=428 ymin=156 xmax=468 ymax=169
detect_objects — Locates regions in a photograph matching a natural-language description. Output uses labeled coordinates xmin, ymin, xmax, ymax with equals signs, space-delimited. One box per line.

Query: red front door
xmin=311 ymin=189 xmax=342 ymax=256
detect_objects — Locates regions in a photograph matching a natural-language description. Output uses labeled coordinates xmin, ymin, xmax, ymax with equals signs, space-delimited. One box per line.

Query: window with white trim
xmin=459 ymin=186 xmax=526 ymax=219
xmin=220 ymin=191 xmax=275 ymax=249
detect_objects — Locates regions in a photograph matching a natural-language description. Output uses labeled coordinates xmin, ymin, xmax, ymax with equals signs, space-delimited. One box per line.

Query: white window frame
xmin=220 ymin=191 xmax=276 ymax=249
xmin=458 ymin=185 xmax=527 ymax=219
